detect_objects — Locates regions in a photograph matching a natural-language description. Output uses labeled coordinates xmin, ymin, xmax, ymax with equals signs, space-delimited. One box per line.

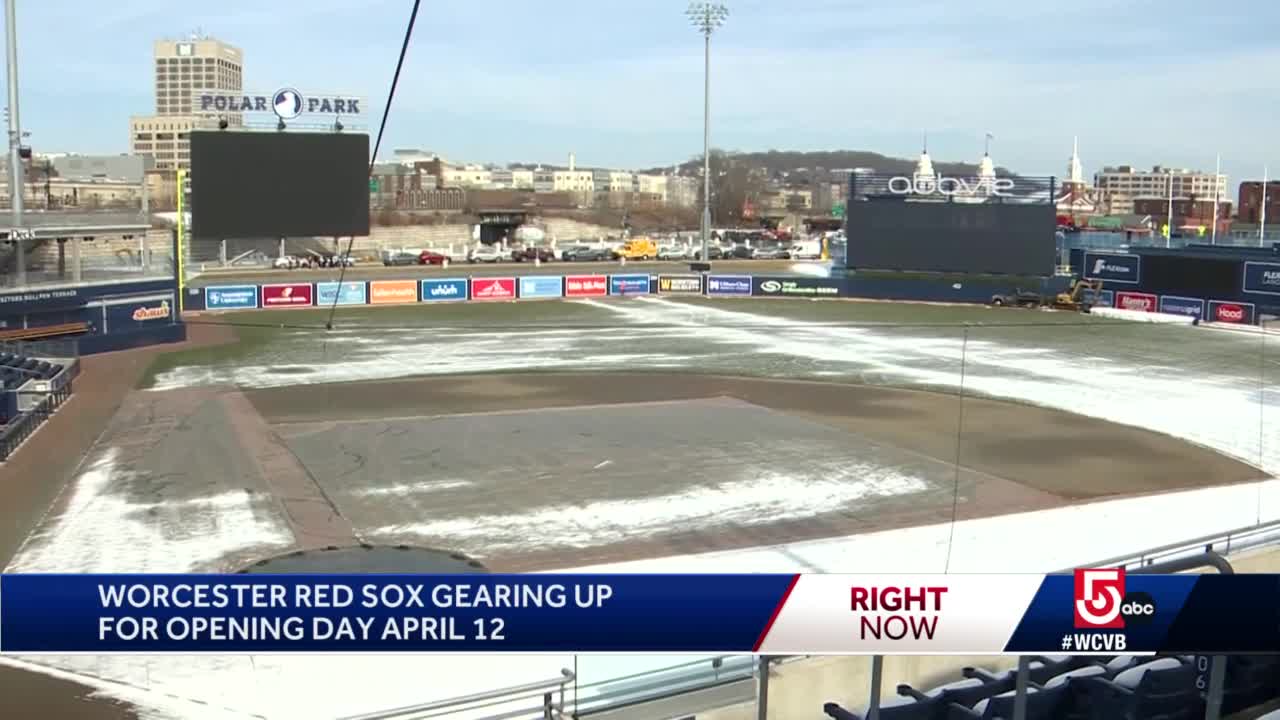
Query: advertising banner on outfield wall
xmin=565 ymin=275 xmax=608 ymax=297
xmin=1115 ymin=291 xmax=1157 ymax=312
xmin=752 ymin=276 xmax=843 ymax=298
xmin=609 ymin=274 xmax=651 ymax=296
xmin=658 ymin=275 xmax=703 ymax=295
xmin=518 ymin=276 xmax=563 ymax=299
xmin=1208 ymin=300 xmax=1256 ymax=325
xmin=421 ymin=279 xmax=468 ymax=302
xmin=204 ymin=285 xmax=258 ymax=310
xmin=472 ymin=277 xmax=516 ymax=301
xmin=315 ymin=281 xmax=367 ymax=307
xmin=101 ymin=293 xmax=176 ymax=333
xmin=1158 ymin=295 xmax=1205 ymax=321
xmin=1243 ymin=262 xmax=1280 ymax=296
xmin=1094 ymin=289 xmax=1114 ymax=308
xmin=706 ymin=275 xmax=753 ymax=297
xmin=369 ymin=280 xmax=418 ymax=305
xmin=261 ymin=284 xmax=314 ymax=308
xmin=1083 ymin=252 xmax=1141 ymax=284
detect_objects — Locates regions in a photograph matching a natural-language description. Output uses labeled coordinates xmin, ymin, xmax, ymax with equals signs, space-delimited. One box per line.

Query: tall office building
xmin=129 ymin=37 xmax=243 ymax=171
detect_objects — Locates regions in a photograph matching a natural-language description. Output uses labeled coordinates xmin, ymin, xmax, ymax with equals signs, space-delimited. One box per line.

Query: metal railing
xmin=337 ymin=669 xmax=574 ymax=720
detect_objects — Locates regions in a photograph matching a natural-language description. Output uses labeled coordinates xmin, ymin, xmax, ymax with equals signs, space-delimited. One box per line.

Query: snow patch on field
xmin=5 ymin=448 xmax=294 ymax=574
xmin=367 ymin=465 xmax=928 ymax=553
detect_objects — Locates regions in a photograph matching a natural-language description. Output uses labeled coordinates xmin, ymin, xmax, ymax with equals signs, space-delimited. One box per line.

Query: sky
xmin=8 ymin=0 xmax=1280 ymax=183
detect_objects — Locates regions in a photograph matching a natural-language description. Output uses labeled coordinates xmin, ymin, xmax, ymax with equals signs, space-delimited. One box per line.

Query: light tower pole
xmin=4 ymin=0 xmax=26 ymax=285
xmin=687 ymin=2 xmax=727 ymax=263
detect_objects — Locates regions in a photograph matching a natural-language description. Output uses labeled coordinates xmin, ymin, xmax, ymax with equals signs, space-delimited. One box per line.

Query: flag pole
xmin=1210 ymin=154 xmax=1220 ymax=245
xmin=1262 ymin=166 xmax=1269 ymax=247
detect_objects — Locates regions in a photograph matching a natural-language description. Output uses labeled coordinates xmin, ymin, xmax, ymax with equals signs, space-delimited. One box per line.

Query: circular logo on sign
xmin=760 ymin=281 xmax=782 ymax=293
xmin=272 ymin=88 xmax=304 ymax=120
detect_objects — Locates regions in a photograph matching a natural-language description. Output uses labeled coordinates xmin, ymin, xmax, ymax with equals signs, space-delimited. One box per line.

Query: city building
xmin=490 ymin=169 xmax=534 ymax=190
xmin=390 ymin=149 xmax=439 ymax=166
xmin=634 ymin=174 xmax=668 ymax=204
xmin=1056 ymin=138 xmax=1100 ymax=218
xmin=1237 ymin=180 xmax=1280 ymax=224
xmin=129 ymin=36 xmax=244 ymax=171
xmin=47 ymin=154 xmax=152 ymax=184
xmin=1094 ymin=165 xmax=1227 ymax=216
xmin=1132 ymin=198 xmax=1232 ymax=223
xmin=438 ymin=164 xmax=492 ymax=188
xmin=667 ymin=175 xmax=698 ymax=208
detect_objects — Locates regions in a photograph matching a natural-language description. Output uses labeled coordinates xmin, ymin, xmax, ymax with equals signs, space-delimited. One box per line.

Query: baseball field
xmin=0 ymin=294 xmax=1276 ymax=719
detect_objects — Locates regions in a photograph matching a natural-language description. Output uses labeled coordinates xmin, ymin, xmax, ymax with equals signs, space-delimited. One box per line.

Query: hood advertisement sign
xmin=261 ymin=283 xmax=314 ymax=308
xmin=420 ymin=279 xmax=468 ymax=302
xmin=472 ymin=277 xmax=516 ymax=301
xmin=1114 ymin=291 xmax=1157 ymax=313
xmin=1207 ymin=300 xmax=1256 ymax=325
xmin=315 ymin=281 xmax=367 ymax=307
xmin=204 ymin=285 xmax=258 ymax=310
xmin=706 ymin=275 xmax=753 ymax=297
xmin=565 ymin=275 xmax=608 ymax=297
xmin=752 ymin=276 xmax=843 ymax=298
xmin=609 ymin=274 xmax=651 ymax=296
xmin=369 ymin=280 xmax=419 ymax=305
xmin=195 ymin=88 xmax=365 ymax=119
xmin=1083 ymin=252 xmax=1141 ymax=284
xmin=658 ymin=275 xmax=703 ymax=295
xmin=1243 ymin=262 xmax=1280 ymax=296
xmin=518 ymin=276 xmax=563 ymax=300
xmin=1158 ymin=295 xmax=1205 ymax=320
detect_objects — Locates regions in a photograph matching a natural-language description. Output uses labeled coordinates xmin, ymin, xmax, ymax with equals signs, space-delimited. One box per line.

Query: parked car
xmin=418 ymin=250 xmax=449 ymax=266
xmin=512 ymin=246 xmax=556 ymax=262
xmin=728 ymin=245 xmax=755 ymax=260
xmin=753 ymin=246 xmax=791 ymax=260
xmin=657 ymin=245 xmax=688 ymax=260
xmin=562 ymin=245 xmax=615 ymax=262
xmin=467 ymin=245 xmax=505 ymax=263
xmin=692 ymin=245 xmax=725 ymax=261
xmin=382 ymin=251 xmax=418 ymax=266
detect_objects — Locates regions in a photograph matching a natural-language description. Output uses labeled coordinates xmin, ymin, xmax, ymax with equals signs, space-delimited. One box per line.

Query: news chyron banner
xmin=0 ymin=571 xmax=1276 ymax=654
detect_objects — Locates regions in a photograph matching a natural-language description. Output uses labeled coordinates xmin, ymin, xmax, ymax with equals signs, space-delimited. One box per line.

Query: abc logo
xmin=1121 ymin=591 xmax=1157 ymax=626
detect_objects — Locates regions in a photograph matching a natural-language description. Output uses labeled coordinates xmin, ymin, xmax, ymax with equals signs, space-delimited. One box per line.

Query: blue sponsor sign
xmin=1159 ymin=295 xmax=1205 ymax=320
xmin=102 ymin=293 xmax=176 ymax=333
xmin=706 ymin=275 xmax=753 ymax=297
xmin=609 ymin=274 xmax=651 ymax=296
xmin=315 ymin=281 xmax=367 ymax=306
xmin=420 ymin=278 xmax=469 ymax=302
xmin=1243 ymin=261 xmax=1280 ymax=296
xmin=1092 ymin=289 xmax=1114 ymax=308
xmin=204 ymin=284 xmax=258 ymax=310
xmin=517 ymin=275 xmax=563 ymax=299
xmin=1083 ymin=252 xmax=1140 ymax=284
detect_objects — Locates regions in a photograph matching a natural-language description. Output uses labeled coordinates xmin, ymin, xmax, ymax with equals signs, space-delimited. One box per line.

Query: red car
xmin=418 ymin=250 xmax=449 ymax=265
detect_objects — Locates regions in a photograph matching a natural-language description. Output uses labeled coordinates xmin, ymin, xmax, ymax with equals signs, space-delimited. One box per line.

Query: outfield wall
xmin=0 ymin=279 xmax=187 ymax=354
xmin=184 ymin=271 xmax=1263 ymax=325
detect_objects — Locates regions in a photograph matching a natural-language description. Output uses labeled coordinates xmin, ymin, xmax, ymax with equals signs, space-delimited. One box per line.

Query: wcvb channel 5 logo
xmin=1073 ymin=568 xmax=1156 ymax=629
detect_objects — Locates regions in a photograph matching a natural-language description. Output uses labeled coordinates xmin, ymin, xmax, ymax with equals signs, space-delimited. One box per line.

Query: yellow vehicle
xmin=616 ymin=237 xmax=658 ymax=260
xmin=1053 ymin=278 xmax=1104 ymax=312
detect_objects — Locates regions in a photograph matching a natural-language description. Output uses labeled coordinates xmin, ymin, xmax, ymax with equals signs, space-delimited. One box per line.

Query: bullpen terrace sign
xmin=195 ymin=88 xmax=365 ymax=119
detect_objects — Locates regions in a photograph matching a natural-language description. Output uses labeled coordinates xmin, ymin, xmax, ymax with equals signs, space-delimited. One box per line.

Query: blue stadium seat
xmin=1082 ymin=657 xmax=1202 ymax=720
xmin=904 ymin=674 xmax=1011 ymax=709
xmin=1042 ymin=665 xmax=1108 ymax=720
xmin=21 ymin=357 xmax=38 ymax=371
xmin=823 ymin=695 xmax=964 ymax=720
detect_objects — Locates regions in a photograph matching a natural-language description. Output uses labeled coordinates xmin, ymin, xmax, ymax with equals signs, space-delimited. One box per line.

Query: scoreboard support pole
xmin=176 ymin=169 xmax=187 ymax=313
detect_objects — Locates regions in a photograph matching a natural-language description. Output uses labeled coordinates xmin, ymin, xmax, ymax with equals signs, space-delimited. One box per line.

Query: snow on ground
xmin=9 ymin=297 xmax=1277 ymax=719
xmin=5 ymin=448 xmax=294 ymax=574
xmin=369 ymin=466 xmax=928 ymax=554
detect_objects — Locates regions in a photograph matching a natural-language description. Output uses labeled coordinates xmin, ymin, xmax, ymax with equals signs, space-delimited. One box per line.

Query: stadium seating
xmin=824 ymin=653 xmax=1280 ymax=720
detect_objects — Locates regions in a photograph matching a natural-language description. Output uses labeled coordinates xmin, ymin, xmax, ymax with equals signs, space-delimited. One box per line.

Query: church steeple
xmin=915 ymin=132 xmax=935 ymax=179
xmin=978 ymin=132 xmax=996 ymax=180
xmin=1068 ymin=136 xmax=1084 ymax=185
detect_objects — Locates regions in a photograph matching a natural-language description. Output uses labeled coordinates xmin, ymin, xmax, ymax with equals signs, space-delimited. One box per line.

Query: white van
xmin=788 ymin=240 xmax=822 ymax=260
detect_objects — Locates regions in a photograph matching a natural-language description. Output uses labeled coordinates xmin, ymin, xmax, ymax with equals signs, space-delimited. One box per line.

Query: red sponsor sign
xmin=472 ymin=277 xmax=515 ymax=301
xmin=565 ymin=275 xmax=608 ymax=297
xmin=261 ymin=283 xmax=314 ymax=307
xmin=1114 ymin=291 xmax=1156 ymax=313
xmin=1211 ymin=302 xmax=1248 ymax=324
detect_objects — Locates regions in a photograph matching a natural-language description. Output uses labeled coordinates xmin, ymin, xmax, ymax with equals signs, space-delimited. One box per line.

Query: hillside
xmin=644 ymin=149 xmax=1015 ymax=180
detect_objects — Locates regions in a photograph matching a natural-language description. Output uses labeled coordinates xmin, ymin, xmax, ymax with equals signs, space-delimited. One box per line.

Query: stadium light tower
xmin=5 ymin=0 xmax=23 ymax=228
xmin=687 ymin=1 xmax=728 ymax=263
